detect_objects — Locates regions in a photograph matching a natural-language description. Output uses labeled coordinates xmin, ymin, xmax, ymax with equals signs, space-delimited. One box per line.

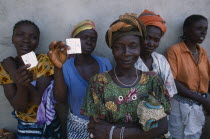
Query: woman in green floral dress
xmin=81 ymin=13 xmax=171 ymax=139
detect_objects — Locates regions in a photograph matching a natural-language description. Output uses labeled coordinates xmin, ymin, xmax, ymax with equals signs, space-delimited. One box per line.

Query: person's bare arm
xmin=48 ymin=41 xmax=70 ymax=104
xmin=28 ymin=75 xmax=53 ymax=105
xmin=2 ymin=64 xmax=33 ymax=112
xmin=88 ymin=117 xmax=168 ymax=139
xmin=175 ymin=80 xmax=210 ymax=112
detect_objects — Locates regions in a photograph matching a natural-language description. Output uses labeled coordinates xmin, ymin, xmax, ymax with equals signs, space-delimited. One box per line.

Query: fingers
xmin=49 ymin=41 xmax=57 ymax=50
xmin=15 ymin=67 xmax=33 ymax=86
xmin=17 ymin=64 xmax=31 ymax=74
xmin=49 ymin=41 xmax=70 ymax=51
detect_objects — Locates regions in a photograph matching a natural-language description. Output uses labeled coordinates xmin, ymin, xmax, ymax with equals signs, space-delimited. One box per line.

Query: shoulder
xmin=93 ymin=55 xmax=110 ymax=63
xmin=63 ymin=57 xmax=75 ymax=68
xmin=142 ymin=71 xmax=163 ymax=84
xmin=167 ymin=42 xmax=182 ymax=52
xmin=153 ymin=52 xmax=167 ymax=60
xmin=0 ymin=63 xmax=13 ymax=84
xmin=35 ymin=54 xmax=54 ymax=77
xmin=89 ymin=72 xmax=109 ymax=84
xmin=198 ymin=45 xmax=209 ymax=57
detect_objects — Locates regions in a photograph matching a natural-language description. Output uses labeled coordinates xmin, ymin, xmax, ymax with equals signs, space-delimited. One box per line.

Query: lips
xmin=199 ymin=36 xmax=205 ymax=40
xmin=120 ymin=58 xmax=136 ymax=64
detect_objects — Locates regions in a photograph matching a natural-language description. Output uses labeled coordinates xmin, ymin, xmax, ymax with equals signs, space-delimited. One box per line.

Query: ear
xmin=12 ymin=35 xmax=14 ymax=44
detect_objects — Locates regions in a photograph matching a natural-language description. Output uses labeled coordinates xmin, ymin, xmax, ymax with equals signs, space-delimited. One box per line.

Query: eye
xmin=31 ymin=35 xmax=38 ymax=40
xmin=91 ymin=37 xmax=97 ymax=42
xmin=145 ymin=36 xmax=149 ymax=40
xmin=16 ymin=33 xmax=23 ymax=36
xmin=129 ymin=43 xmax=138 ymax=49
xmin=154 ymin=39 xmax=160 ymax=43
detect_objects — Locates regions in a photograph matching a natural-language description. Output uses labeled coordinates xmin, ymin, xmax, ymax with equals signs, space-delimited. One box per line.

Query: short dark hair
xmin=183 ymin=15 xmax=208 ymax=31
xmin=13 ymin=20 xmax=40 ymax=36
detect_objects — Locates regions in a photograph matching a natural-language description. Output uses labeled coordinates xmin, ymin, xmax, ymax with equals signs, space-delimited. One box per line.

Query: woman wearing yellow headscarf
xmin=48 ymin=20 xmax=112 ymax=138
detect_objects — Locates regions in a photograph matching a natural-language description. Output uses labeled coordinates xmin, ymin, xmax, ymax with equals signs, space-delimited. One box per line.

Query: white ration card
xmin=21 ymin=51 xmax=38 ymax=69
xmin=66 ymin=38 xmax=82 ymax=54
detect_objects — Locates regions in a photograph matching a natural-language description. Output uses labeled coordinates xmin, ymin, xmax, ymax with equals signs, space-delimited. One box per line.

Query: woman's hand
xmin=88 ymin=118 xmax=111 ymax=139
xmin=1 ymin=57 xmax=17 ymax=77
xmin=14 ymin=64 xmax=33 ymax=87
xmin=48 ymin=41 xmax=70 ymax=69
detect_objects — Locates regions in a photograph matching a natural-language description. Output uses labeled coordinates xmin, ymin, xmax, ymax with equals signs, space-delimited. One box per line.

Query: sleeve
xmin=165 ymin=47 xmax=178 ymax=79
xmin=62 ymin=60 xmax=71 ymax=87
xmin=208 ymin=59 xmax=210 ymax=81
xmin=161 ymin=56 xmax=177 ymax=97
xmin=35 ymin=54 xmax=54 ymax=78
xmin=0 ymin=63 xmax=13 ymax=84
xmin=149 ymin=73 xmax=171 ymax=114
xmin=80 ymin=74 xmax=107 ymax=119
xmin=105 ymin=58 xmax=112 ymax=71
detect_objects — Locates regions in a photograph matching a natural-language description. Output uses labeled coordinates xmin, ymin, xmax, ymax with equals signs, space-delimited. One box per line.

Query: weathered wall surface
xmin=0 ymin=0 xmax=210 ymax=133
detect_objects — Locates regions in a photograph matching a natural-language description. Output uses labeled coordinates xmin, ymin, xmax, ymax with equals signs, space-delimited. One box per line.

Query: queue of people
xmin=0 ymin=9 xmax=209 ymax=139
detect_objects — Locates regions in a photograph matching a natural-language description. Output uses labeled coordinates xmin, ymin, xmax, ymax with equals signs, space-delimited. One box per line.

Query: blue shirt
xmin=62 ymin=55 xmax=112 ymax=120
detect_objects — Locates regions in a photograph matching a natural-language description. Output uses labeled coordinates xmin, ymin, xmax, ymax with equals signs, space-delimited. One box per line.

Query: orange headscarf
xmin=139 ymin=10 xmax=167 ymax=33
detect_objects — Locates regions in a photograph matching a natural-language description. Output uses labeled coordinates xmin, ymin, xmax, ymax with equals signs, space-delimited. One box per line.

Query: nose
xmin=23 ymin=35 xmax=30 ymax=43
xmin=124 ymin=47 xmax=131 ymax=56
xmin=201 ymin=29 xmax=207 ymax=36
xmin=86 ymin=37 xmax=92 ymax=45
xmin=146 ymin=40 xmax=155 ymax=48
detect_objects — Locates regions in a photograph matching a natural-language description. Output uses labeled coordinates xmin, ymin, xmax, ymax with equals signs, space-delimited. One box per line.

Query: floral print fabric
xmin=81 ymin=71 xmax=171 ymax=124
xmin=0 ymin=54 xmax=54 ymax=84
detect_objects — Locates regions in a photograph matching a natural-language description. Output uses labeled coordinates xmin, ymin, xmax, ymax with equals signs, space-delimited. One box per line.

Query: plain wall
xmin=0 ymin=0 xmax=210 ymax=133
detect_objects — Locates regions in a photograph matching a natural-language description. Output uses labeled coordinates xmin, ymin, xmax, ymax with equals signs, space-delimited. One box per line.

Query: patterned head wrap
xmin=106 ymin=13 xmax=146 ymax=48
xmin=71 ymin=20 xmax=97 ymax=38
xmin=138 ymin=10 xmax=167 ymax=33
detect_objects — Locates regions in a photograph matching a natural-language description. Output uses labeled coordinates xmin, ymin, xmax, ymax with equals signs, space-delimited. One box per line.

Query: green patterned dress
xmin=81 ymin=71 xmax=171 ymax=125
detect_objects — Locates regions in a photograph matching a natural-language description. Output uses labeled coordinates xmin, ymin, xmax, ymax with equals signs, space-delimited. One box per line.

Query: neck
xmin=184 ymin=40 xmax=197 ymax=51
xmin=140 ymin=53 xmax=152 ymax=61
xmin=115 ymin=65 xmax=137 ymax=77
xmin=75 ymin=54 xmax=93 ymax=65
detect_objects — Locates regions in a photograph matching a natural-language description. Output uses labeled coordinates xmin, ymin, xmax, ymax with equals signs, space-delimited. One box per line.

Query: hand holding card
xmin=66 ymin=38 xmax=82 ymax=54
xmin=21 ymin=51 xmax=38 ymax=69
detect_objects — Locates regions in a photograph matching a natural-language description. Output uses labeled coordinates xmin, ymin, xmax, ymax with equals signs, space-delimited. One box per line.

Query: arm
xmin=161 ymin=56 xmax=177 ymax=97
xmin=2 ymin=56 xmax=53 ymax=106
xmin=88 ymin=117 xmax=168 ymax=139
xmin=53 ymin=67 xmax=68 ymax=103
xmin=2 ymin=64 xmax=33 ymax=112
xmin=27 ymin=75 xmax=52 ymax=105
xmin=175 ymin=80 xmax=210 ymax=112
xmin=48 ymin=41 xmax=70 ymax=104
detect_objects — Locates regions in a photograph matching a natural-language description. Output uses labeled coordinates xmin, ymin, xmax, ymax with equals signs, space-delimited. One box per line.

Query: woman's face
xmin=112 ymin=35 xmax=141 ymax=69
xmin=12 ymin=24 xmax=39 ymax=56
xmin=75 ymin=29 xmax=97 ymax=55
xmin=185 ymin=19 xmax=208 ymax=44
xmin=141 ymin=25 xmax=162 ymax=56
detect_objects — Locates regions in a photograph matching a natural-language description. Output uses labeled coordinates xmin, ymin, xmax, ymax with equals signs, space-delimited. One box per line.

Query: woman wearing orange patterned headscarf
xmin=48 ymin=20 xmax=112 ymax=138
xmin=81 ymin=13 xmax=170 ymax=139
xmin=135 ymin=9 xmax=177 ymax=98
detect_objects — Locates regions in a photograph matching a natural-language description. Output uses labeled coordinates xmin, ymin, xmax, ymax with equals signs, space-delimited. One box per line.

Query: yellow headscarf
xmin=71 ymin=20 xmax=97 ymax=38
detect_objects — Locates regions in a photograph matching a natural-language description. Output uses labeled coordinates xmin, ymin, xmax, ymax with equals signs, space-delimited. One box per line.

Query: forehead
xmin=114 ymin=35 xmax=140 ymax=44
xmin=76 ymin=29 xmax=97 ymax=37
xmin=191 ymin=19 xmax=208 ymax=27
xmin=14 ymin=24 xmax=39 ymax=34
xmin=146 ymin=26 xmax=162 ymax=36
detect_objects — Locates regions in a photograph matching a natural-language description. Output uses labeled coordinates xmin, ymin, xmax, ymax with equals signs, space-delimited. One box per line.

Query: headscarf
xmin=106 ymin=13 xmax=146 ymax=48
xmin=138 ymin=9 xmax=167 ymax=33
xmin=71 ymin=20 xmax=97 ymax=38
